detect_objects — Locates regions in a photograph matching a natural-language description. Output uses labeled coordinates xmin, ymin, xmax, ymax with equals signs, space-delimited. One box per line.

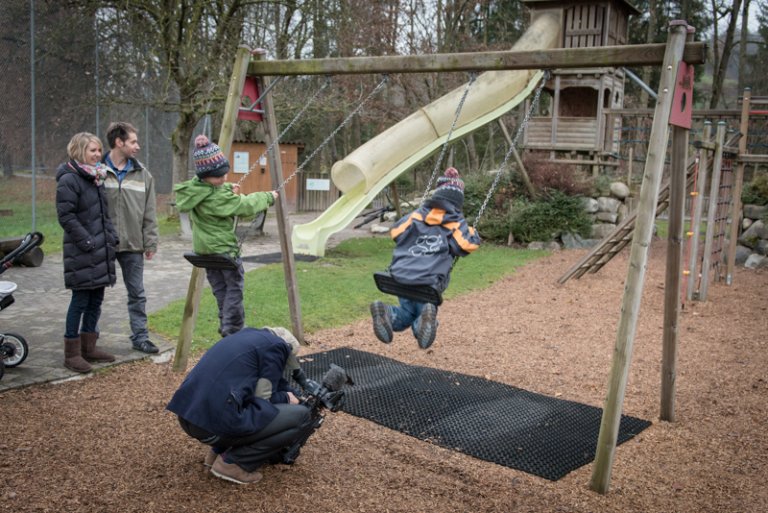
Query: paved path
xmin=0 ymin=212 xmax=368 ymax=392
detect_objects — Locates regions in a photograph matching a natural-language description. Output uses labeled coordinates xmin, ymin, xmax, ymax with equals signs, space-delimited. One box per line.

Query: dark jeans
xmin=178 ymin=403 xmax=312 ymax=472
xmin=391 ymin=296 xmax=437 ymax=337
xmin=116 ymin=251 xmax=149 ymax=344
xmin=205 ymin=258 xmax=245 ymax=337
xmin=64 ymin=288 xmax=105 ymax=338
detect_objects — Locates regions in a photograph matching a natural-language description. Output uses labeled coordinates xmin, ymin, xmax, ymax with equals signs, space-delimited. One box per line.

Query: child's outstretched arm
xmin=234 ymin=190 xmax=278 ymax=216
xmin=448 ymin=218 xmax=481 ymax=257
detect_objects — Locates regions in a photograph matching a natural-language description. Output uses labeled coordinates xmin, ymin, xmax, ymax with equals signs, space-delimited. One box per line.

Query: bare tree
xmin=710 ymin=0 xmax=743 ymax=108
xmin=738 ymin=0 xmax=752 ymax=94
xmin=88 ymin=0 xmax=265 ymax=187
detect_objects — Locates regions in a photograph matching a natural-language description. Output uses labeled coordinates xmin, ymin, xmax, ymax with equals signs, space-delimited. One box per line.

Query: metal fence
xmin=0 ymin=2 xmax=179 ymax=196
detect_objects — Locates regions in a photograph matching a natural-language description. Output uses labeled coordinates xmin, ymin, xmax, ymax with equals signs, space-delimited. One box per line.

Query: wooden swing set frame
xmin=172 ymin=22 xmax=707 ymax=495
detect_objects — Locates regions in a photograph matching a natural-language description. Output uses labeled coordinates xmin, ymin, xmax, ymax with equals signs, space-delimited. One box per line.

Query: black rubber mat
xmin=241 ymin=253 xmax=319 ymax=264
xmin=296 ymin=347 xmax=652 ymax=481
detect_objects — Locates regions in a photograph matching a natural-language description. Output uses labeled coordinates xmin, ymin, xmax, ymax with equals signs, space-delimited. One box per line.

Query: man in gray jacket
xmin=103 ymin=122 xmax=160 ymax=353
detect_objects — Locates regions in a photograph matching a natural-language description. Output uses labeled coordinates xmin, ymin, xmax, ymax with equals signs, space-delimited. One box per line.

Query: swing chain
xmin=237 ymin=76 xmax=332 ymax=187
xmin=273 ymin=74 xmax=390 ymax=192
xmin=421 ymin=72 xmax=479 ymax=202
xmin=472 ymin=70 xmax=550 ymax=227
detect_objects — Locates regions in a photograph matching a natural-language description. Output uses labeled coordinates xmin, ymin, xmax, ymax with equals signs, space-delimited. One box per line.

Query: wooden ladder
xmin=557 ymin=156 xmax=698 ymax=284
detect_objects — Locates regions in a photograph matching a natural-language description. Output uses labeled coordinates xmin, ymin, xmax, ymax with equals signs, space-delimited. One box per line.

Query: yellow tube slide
xmin=293 ymin=12 xmax=561 ymax=256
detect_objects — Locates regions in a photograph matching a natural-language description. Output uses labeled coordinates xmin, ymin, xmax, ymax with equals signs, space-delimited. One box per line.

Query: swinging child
xmin=370 ymin=167 xmax=481 ymax=349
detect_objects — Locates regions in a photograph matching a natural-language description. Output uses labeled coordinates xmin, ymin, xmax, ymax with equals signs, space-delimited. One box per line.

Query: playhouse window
xmin=559 ymin=88 xmax=597 ymax=117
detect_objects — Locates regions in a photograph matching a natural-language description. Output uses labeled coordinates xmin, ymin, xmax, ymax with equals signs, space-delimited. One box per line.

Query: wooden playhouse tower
xmin=522 ymin=0 xmax=641 ymax=170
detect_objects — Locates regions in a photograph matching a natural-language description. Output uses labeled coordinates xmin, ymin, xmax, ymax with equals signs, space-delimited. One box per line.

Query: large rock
xmin=744 ymin=254 xmax=768 ymax=269
xmin=591 ymin=223 xmax=616 ymax=239
xmin=582 ymin=197 xmax=599 ymax=214
xmin=596 ymin=212 xmax=618 ymax=223
xmin=735 ymin=245 xmax=753 ymax=265
xmin=527 ymin=241 xmax=561 ymax=251
xmin=610 ymin=181 xmax=630 ymax=200
xmin=597 ymin=196 xmax=622 ymax=214
xmin=738 ymin=220 xmax=767 ymax=248
xmin=561 ymin=232 xmax=599 ymax=249
xmin=370 ymin=224 xmax=391 ymax=234
xmin=743 ymin=204 xmax=768 ymax=220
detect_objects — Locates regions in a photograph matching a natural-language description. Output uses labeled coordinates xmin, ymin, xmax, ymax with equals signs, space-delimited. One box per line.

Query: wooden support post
xmin=390 ymin=181 xmax=403 ymax=219
xmin=699 ymin=122 xmax=727 ymax=302
xmin=172 ymin=268 xmax=205 ymax=372
xmin=589 ymin=21 xmax=688 ymax=495
xmin=253 ymin=49 xmax=305 ymax=344
xmin=725 ymin=88 xmax=751 ymax=284
xmin=627 ymin=147 xmax=634 ymax=188
xmin=660 ymin=116 xmax=689 ymax=422
xmin=173 ymin=45 xmax=252 ymax=372
xmin=686 ymin=121 xmax=712 ymax=301
xmin=497 ymin=118 xmax=536 ymax=198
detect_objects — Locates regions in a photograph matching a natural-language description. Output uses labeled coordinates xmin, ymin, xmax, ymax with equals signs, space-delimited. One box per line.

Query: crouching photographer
xmin=166 ymin=326 xmax=350 ymax=485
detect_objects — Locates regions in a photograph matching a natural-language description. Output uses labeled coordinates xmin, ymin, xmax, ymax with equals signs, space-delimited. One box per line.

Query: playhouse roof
xmin=521 ymin=0 xmax=641 ymax=16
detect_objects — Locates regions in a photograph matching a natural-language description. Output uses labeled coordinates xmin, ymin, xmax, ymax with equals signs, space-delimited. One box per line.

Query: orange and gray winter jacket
xmin=388 ymin=198 xmax=481 ymax=293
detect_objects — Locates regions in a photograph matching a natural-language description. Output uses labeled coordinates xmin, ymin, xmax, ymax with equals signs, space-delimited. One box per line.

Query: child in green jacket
xmin=174 ymin=135 xmax=277 ymax=336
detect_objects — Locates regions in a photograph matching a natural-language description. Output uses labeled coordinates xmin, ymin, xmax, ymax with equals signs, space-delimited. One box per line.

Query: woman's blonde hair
xmin=66 ymin=132 xmax=102 ymax=162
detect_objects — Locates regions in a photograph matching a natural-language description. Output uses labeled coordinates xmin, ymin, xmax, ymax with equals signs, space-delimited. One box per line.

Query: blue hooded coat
xmin=166 ymin=328 xmax=297 ymax=437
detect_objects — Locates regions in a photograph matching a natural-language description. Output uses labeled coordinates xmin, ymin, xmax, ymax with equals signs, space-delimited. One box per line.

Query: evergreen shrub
xmin=508 ymin=191 xmax=592 ymax=243
xmin=742 ymin=173 xmax=768 ymax=207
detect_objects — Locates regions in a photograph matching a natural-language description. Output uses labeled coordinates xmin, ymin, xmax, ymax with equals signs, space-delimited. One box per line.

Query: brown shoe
xmin=80 ymin=332 xmax=115 ymax=363
xmin=64 ymin=337 xmax=92 ymax=373
xmin=210 ymin=456 xmax=263 ymax=484
xmin=204 ymin=449 xmax=217 ymax=468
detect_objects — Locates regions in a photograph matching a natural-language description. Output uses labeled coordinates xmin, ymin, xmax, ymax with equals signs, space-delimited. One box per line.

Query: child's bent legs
xmin=206 ymin=260 xmax=245 ymax=337
xmin=390 ymin=297 xmax=424 ymax=332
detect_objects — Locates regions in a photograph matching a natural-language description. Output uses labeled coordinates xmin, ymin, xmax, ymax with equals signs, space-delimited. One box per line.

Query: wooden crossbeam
xmin=248 ymin=42 xmax=706 ymax=76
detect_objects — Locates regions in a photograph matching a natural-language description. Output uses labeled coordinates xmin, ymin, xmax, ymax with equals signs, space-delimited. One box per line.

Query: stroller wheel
xmin=1 ymin=332 xmax=28 ymax=368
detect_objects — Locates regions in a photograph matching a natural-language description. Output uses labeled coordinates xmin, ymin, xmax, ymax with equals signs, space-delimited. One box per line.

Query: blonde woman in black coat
xmin=55 ymin=132 xmax=119 ymax=373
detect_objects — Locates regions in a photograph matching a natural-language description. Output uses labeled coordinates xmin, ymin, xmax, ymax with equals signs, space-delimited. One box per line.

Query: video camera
xmin=279 ymin=363 xmax=353 ymax=465
xmin=292 ymin=363 xmax=352 ymax=412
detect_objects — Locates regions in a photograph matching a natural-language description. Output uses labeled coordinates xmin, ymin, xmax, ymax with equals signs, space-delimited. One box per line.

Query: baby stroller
xmin=0 ymin=232 xmax=44 ymax=380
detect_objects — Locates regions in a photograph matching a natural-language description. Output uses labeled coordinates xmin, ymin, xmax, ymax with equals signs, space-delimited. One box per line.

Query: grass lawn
xmin=1 ymin=175 xmax=178 ymax=253
xmin=149 ymin=237 xmax=547 ymax=353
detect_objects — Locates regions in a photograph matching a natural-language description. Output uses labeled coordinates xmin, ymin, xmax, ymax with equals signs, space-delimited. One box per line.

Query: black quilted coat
xmin=55 ymin=161 xmax=118 ymax=290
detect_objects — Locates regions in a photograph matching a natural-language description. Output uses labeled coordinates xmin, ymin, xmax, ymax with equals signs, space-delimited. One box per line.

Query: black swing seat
xmin=373 ymin=271 xmax=443 ymax=306
xmin=183 ymin=252 xmax=239 ymax=271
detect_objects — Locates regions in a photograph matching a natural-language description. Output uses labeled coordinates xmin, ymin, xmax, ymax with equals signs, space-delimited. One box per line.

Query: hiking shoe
xmin=370 ymin=301 xmax=393 ymax=344
xmin=204 ymin=448 xmax=217 ymax=468
xmin=210 ymin=456 xmax=263 ymax=485
xmin=415 ymin=303 xmax=438 ymax=350
xmin=132 ymin=340 xmax=159 ymax=354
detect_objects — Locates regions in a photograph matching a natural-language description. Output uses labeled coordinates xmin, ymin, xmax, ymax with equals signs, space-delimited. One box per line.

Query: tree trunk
xmin=710 ymin=0 xmax=742 ymax=109
xmin=466 ymin=133 xmax=479 ymax=172
xmin=738 ymin=0 xmax=752 ymax=94
xmin=170 ymin=112 xmax=197 ymax=190
xmin=640 ymin=0 xmax=658 ymax=108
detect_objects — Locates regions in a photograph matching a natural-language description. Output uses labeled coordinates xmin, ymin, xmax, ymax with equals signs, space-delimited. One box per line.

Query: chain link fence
xmin=0 ymin=2 xmax=179 ymax=199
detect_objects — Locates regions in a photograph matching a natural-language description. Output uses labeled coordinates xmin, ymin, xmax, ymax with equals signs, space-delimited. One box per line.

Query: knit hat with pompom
xmin=193 ymin=135 xmax=230 ymax=179
xmin=431 ymin=167 xmax=465 ymax=209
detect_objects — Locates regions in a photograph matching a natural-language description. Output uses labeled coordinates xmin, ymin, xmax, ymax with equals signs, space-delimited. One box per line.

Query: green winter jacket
xmin=173 ymin=178 xmax=275 ymax=258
